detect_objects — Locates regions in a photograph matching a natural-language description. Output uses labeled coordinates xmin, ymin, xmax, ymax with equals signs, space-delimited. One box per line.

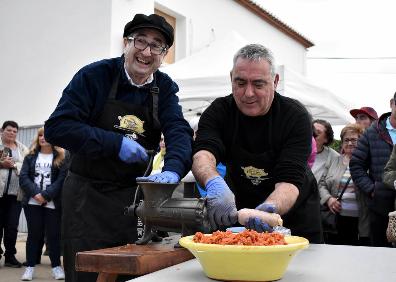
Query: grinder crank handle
xmin=142 ymin=149 xmax=156 ymax=176
xmin=124 ymin=149 xmax=157 ymax=216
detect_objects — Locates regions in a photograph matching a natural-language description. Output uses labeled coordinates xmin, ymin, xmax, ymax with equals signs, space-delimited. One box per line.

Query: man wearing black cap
xmin=350 ymin=93 xmax=396 ymax=247
xmin=350 ymin=106 xmax=378 ymax=130
xmin=44 ymin=13 xmax=193 ymax=282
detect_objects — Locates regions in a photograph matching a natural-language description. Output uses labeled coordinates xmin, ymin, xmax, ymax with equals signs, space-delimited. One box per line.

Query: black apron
xmin=62 ymin=68 xmax=161 ymax=282
xmin=226 ymin=111 xmax=323 ymax=243
xmin=70 ymin=72 xmax=161 ymax=185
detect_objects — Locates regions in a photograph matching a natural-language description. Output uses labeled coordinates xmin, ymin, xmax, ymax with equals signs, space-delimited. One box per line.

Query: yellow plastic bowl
xmin=179 ymin=235 xmax=309 ymax=281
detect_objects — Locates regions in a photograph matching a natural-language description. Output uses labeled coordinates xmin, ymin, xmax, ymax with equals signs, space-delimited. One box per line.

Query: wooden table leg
xmin=96 ymin=273 xmax=118 ymax=282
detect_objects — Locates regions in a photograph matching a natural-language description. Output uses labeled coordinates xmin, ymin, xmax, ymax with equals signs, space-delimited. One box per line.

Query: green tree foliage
xmin=329 ymin=139 xmax=341 ymax=153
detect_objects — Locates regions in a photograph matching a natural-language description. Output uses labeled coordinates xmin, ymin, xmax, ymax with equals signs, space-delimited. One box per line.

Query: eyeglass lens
xmin=130 ymin=37 xmax=165 ymax=55
xmin=343 ymin=138 xmax=358 ymax=144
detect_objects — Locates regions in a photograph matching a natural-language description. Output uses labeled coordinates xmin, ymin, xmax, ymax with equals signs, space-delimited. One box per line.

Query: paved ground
xmin=0 ymin=233 xmax=57 ymax=282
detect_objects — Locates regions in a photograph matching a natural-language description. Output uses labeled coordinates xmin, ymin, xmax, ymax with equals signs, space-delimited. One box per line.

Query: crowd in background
xmin=312 ymin=101 xmax=396 ymax=247
xmin=1 ymin=121 xmax=67 ymax=280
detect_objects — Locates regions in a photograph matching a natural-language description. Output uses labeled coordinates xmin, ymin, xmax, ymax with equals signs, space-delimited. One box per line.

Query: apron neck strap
xmin=109 ymin=66 xmax=160 ymax=130
xmin=150 ymin=74 xmax=161 ymax=130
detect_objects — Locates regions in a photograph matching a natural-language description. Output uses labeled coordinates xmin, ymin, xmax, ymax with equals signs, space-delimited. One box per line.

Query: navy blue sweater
xmin=44 ymin=56 xmax=193 ymax=178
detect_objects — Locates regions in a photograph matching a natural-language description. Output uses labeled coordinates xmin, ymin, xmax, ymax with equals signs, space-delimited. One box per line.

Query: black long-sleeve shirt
xmin=194 ymin=92 xmax=312 ymax=190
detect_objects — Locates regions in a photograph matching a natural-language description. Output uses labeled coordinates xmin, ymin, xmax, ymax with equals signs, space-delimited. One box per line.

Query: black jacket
xmin=19 ymin=151 xmax=68 ymax=209
xmin=350 ymin=112 xmax=396 ymax=216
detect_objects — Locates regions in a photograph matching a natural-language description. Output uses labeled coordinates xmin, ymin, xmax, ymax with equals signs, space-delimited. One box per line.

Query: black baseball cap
xmin=123 ymin=14 xmax=174 ymax=47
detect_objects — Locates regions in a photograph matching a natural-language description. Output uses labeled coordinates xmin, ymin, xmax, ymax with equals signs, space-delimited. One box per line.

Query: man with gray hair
xmin=192 ymin=44 xmax=322 ymax=242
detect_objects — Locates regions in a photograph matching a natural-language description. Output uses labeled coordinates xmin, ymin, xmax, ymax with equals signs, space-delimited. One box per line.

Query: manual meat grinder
xmin=125 ymin=181 xmax=211 ymax=245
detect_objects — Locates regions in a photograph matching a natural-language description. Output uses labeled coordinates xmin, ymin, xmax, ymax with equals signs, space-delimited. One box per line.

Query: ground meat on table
xmin=193 ymin=230 xmax=287 ymax=246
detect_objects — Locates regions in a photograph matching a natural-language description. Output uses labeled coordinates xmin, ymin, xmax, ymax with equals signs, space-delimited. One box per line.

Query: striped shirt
xmin=338 ymin=167 xmax=359 ymax=217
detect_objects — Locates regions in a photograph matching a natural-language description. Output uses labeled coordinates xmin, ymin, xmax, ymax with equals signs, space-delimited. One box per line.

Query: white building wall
xmin=0 ymin=0 xmax=308 ymax=126
xmin=156 ymin=0 xmax=308 ymax=73
xmin=0 ymin=0 xmax=113 ymax=126
xmin=110 ymin=0 xmax=154 ymax=57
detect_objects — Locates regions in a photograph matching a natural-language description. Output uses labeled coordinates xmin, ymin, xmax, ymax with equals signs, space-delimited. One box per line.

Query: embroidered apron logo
xmin=241 ymin=166 xmax=269 ymax=185
xmin=114 ymin=115 xmax=145 ymax=140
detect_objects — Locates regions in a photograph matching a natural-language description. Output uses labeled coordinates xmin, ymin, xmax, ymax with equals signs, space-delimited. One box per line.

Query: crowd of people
xmin=1 ymin=12 xmax=396 ymax=282
xmin=1 ymin=122 xmax=67 ymax=280
xmin=312 ymin=105 xmax=396 ymax=247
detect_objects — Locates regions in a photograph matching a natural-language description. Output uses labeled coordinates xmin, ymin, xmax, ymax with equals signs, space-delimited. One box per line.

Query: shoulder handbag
xmin=386 ymin=211 xmax=396 ymax=243
xmin=321 ymin=176 xmax=352 ymax=233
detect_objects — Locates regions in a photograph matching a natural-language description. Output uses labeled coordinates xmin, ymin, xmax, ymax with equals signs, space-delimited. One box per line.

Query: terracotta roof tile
xmin=235 ymin=0 xmax=314 ymax=48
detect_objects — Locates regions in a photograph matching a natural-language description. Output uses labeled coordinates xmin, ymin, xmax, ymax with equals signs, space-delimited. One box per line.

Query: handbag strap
xmin=318 ymin=148 xmax=331 ymax=186
xmin=3 ymin=148 xmax=13 ymax=196
xmin=337 ymin=176 xmax=352 ymax=200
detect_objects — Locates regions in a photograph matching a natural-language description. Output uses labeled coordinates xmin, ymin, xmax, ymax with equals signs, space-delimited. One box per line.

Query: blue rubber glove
xmin=136 ymin=171 xmax=180 ymax=184
xmin=206 ymin=176 xmax=238 ymax=229
xmin=245 ymin=203 xmax=276 ymax=233
xmin=118 ymin=137 xmax=148 ymax=164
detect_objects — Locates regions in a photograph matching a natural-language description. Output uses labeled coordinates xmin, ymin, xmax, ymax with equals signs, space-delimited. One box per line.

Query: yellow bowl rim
xmin=179 ymin=235 xmax=309 ymax=253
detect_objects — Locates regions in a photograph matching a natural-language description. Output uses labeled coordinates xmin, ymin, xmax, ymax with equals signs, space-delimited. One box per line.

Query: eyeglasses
xmin=343 ymin=138 xmax=358 ymax=145
xmin=127 ymin=37 xmax=167 ymax=55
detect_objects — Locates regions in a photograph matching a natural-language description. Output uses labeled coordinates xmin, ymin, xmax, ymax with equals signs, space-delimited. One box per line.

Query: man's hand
xmin=118 ymin=137 xmax=148 ymax=164
xmin=136 ymin=171 xmax=180 ymax=184
xmin=245 ymin=203 xmax=276 ymax=233
xmin=206 ymin=176 xmax=238 ymax=229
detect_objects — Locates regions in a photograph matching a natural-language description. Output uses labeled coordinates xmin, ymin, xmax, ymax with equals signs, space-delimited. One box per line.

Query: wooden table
xmin=75 ymin=237 xmax=194 ymax=282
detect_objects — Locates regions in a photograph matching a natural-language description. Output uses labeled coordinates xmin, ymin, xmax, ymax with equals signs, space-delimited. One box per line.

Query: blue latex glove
xmin=136 ymin=171 xmax=180 ymax=184
xmin=206 ymin=176 xmax=238 ymax=229
xmin=118 ymin=137 xmax=148 ymax=164
xmin=245 ymin=203 xmax=277 ymax=233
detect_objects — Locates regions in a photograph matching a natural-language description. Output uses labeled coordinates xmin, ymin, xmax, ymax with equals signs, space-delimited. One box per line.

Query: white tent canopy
xmin=161 ymin=31 xmax=353 ymax=125
xmin=278 ymin=66 xmax=353 ymax=125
